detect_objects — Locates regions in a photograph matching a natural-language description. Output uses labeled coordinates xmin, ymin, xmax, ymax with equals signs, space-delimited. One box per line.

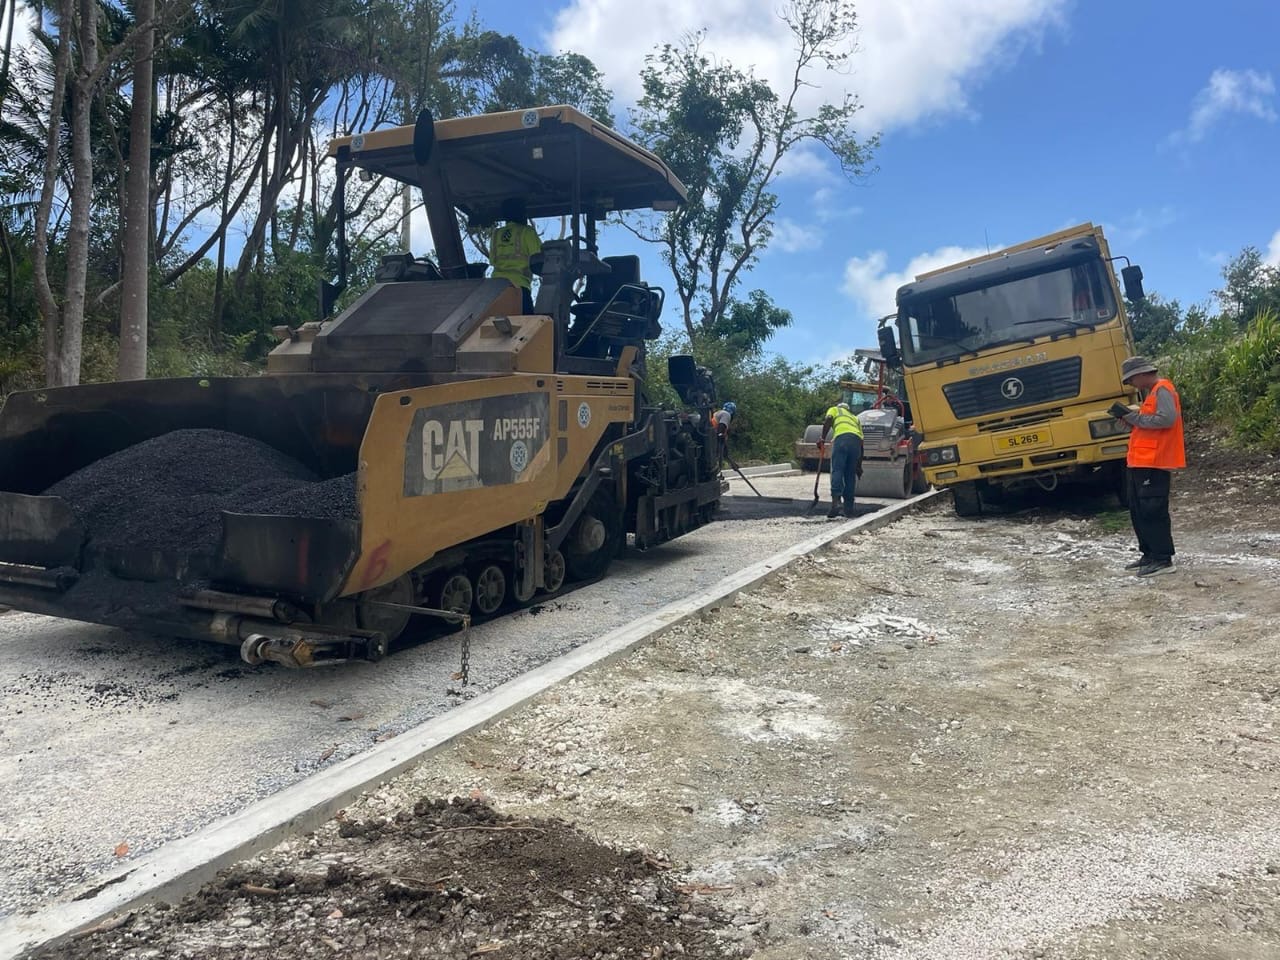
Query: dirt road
xmin=40 ymin=436 xmax=1280 ymax=959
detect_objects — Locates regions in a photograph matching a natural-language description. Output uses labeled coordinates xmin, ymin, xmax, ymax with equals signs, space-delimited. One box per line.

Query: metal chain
xmin=459 ymin=621 xmax=471 ymax=687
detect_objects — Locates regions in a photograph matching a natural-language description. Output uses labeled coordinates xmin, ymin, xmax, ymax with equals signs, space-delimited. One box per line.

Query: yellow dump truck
xmin=0 ymin=106 xmax=725 ymax=666
xmin=876 ymin=223 xmax=1145 ymax=516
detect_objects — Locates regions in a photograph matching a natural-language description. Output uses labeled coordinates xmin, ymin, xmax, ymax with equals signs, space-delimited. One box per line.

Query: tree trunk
xmin=33 ymin=0 xmax=75 ymax=386
xmin=54 ymin=0 xmax=101 ymax=386
xmin=117 ymin=0 xmax=155 ymax=380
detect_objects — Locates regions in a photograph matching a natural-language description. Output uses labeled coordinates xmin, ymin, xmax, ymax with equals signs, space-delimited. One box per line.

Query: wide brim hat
xmin=1121 ymin=356 xmax=1158 ymax=383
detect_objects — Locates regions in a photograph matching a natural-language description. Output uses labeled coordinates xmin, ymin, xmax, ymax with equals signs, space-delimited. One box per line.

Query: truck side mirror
xmin=877 ymin=324 xmax=902 ymax=368
xmin=1121 ymin=265 xmax=1145 ymax=303
xmin=412 ymin=109 xmax=436 ymax=166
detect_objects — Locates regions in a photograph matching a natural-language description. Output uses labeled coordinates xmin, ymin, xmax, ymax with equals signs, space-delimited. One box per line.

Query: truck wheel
xmin=951 ymin=481 xmax=983 ymax=518
xmin=472 ymin=563 xmax=507 ymax=616
xmin=565 ymin=490 xmax=622 ymax=582
xmin=910 ymin=463 xmax=930 ymax=494
xmin=1110 ymin=462 xmax=1130 ymax=507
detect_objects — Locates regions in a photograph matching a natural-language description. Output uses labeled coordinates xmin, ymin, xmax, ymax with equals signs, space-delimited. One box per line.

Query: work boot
xmin=1136 ymin=559 xmax=1175 ymax=578
xmin=826 ymin=502 xmax=840 ymax=519
xmin=843 ymin=497 xmax=856 ymax=518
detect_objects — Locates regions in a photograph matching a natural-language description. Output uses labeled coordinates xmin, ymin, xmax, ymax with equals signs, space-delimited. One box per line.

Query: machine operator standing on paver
xmin=489 ymin=198 xmax=542 ymax=313
xmin=821 ymin=400 xmax=864 ymax=519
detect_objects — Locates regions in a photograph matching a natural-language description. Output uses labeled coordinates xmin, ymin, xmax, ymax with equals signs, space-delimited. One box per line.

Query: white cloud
xmin=769 ymin=218 xmax=823 ymax=253
xmin=814 ymin=243 xmax=990 ymax=363
xmin=1171 ymin=68 xmax=1277 ymax=144
xmin=775 ymin=145 xmax=837 ymax=183
xmin=841 ymin=244 xmax=990 ymax=317
xmin=1266 ymin=230 xmax=1280 ymax=268
xmin=1100 ymin=206 xmax=1177 ymax=246
xmin=547 ymin=0 xmax=1066 ymax=134
xmin=812 ymin=186 xmax=863 ymax=223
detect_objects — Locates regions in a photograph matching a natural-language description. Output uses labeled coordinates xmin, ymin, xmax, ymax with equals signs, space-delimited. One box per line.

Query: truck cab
xmin=878 ymin=223 xmax=1144 ymax=515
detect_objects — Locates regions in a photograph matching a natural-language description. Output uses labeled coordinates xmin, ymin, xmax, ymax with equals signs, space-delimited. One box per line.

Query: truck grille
xmin=943 ymin=357 xmax=1082 ymax=420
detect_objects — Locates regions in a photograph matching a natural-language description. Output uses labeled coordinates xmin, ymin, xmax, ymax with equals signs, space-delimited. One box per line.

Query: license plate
xmin=994 ymin=428 xmax=1052 ymax=451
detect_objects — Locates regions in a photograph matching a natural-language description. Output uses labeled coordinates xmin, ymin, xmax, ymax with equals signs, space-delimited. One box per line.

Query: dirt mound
xmin=1182 ymin=422 xmax=1280 ymax=508
xmin=45 ymin=797 xmax=739 ymax=960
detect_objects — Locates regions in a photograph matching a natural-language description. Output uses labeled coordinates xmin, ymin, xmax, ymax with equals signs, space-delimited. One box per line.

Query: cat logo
xmin=422 ymin=418 xmax=483 ymax=482
xmin=404 ymin=393 xmax=550 ymax=497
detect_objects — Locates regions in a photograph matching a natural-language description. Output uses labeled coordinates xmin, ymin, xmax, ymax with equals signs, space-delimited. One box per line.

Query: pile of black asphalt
xmin=42 ymin=429 xmax=358 ymax=622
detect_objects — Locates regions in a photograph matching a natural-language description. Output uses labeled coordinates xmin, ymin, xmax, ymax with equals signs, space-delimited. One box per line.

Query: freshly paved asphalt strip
xmin=0 ymin=489 xmax=938 ymax=959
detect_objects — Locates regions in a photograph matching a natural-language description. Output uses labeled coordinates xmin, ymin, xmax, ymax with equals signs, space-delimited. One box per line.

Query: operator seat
xmin=566 ymin=255 xmax=660 ymax=356
xmin=376 ymin=252 xmax=443 ymax=283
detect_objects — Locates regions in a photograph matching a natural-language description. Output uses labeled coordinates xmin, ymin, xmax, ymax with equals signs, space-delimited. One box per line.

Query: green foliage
xmin=1215 ymin=248 xmax=1280 ymax=325
xmin=708 ymin=290 xmax=792 ymax=356
xmin=1093 ymin=510 xmax=1130 ymax=534
xmin=1170 ymin=309 xmax=1280 ymax=450
xmin=1126 ymin=293 xmax=1182 ymax=353
xmin=630 ymin=0 xmax=876 ymax=342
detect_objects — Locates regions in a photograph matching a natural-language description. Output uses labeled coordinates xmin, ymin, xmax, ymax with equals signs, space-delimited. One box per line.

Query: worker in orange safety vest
xmin=1112 ymin=355 xmax=1184 ymax=578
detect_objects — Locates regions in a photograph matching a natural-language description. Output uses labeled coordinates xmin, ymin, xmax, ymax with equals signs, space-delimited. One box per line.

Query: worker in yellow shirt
xmin=819 ymin=400 xmax=864 ymax=519
xmin=489 ymin=199 xmax=542 ymax=313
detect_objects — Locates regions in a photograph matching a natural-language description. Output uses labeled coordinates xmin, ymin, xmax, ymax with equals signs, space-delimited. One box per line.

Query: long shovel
xmin=807 ymin=440 xmax=825 ymax=514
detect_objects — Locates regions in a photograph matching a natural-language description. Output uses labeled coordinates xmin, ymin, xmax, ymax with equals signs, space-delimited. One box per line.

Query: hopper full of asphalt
xmin=40 ymin=429 xmax=358 ymax=616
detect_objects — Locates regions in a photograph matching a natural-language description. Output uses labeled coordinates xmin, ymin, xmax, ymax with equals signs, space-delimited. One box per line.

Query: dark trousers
xmin=1127 ymin=466 xmax=1175 ymax=561
xmin=830 ymin=434 xmax=863 ymax=508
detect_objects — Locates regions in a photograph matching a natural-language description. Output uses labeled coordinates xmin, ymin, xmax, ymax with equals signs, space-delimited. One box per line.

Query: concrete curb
xmin=0 ymin=488 xmax=941 ymax=959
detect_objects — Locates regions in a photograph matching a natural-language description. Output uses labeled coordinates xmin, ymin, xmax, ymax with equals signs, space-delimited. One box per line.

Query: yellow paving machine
xmin=0 ymin=106 xmax=725 ymax=666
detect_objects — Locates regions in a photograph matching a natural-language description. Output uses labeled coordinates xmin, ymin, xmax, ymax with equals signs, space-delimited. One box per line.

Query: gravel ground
xmin=0 ymin=491 xmax=895 ymax=922
xmin=45 ymin=432 xmax=1280 ymax=959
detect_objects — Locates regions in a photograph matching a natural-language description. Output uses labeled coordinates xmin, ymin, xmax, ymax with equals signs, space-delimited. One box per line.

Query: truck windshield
xmin=899 ymin=260 xmax=1117 ymax=365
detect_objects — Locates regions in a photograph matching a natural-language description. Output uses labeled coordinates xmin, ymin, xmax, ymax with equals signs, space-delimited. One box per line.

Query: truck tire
xmin=564 ymin=489 xmax=623 ymax=582
xmin=951 ymin=481 xmax=983 ymax=518
xmin=1110 ymin=462 xmax=1129 ymax=507
xmin=910 ymin=463 xmax=930 ymax=494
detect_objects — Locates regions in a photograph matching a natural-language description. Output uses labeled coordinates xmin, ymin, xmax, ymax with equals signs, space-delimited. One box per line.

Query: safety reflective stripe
xmin=826 ymin=406 xmax=864 ymax=440
xmin=491 ymin=223 xmax=540 ymax=289
xmin=1127 ymin=379 xmax=1185 ymax=469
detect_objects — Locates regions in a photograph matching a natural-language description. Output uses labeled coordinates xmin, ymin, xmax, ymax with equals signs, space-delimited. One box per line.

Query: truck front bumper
xmin=921 ymin=415 xmax=1130 ymax=487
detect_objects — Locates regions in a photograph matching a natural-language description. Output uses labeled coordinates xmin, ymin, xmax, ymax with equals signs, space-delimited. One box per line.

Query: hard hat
xmin=723 ymin=401 xmax=737 ymax=414
xmin=836 ymin=401 xmax=850 ymax=410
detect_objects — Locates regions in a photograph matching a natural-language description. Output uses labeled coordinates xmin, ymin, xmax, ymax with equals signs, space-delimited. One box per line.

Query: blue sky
xmin=489 ymin=0 xmax=1280 ymax=364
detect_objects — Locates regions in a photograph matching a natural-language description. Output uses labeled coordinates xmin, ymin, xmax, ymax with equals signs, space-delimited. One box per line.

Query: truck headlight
xmin=924 ymin=445 xmax=959 ymax=466
xmin=1089 ymin=418 xmax=1130 ymax=439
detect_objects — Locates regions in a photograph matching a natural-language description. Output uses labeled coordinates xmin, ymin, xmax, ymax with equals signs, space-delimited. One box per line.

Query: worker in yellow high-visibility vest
xmin=819 ymin=400 xmax=864 ymax=519
xmin=489 ymin=199 xmax=542 ymax=313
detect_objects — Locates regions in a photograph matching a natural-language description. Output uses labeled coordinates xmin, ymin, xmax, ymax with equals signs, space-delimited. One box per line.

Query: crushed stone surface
xmin=0 ymin=493 xmax=882 ymax=922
